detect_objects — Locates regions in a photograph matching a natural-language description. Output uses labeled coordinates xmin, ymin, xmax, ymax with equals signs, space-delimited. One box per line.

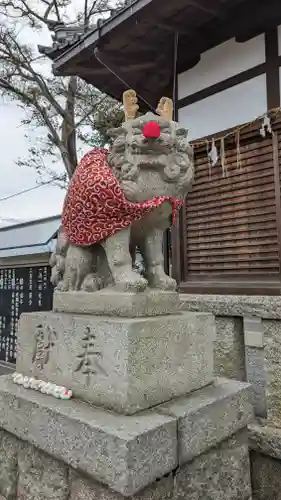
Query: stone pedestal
xmin=53 ymin=289 xmax=181 ymax=317
xmin=0 ymin=289 xmax=253 ymax=499
xmin=0 ymin=376 xmax=252 ymax=499
xmin=16 ymin=290 xmax=215 ymax=414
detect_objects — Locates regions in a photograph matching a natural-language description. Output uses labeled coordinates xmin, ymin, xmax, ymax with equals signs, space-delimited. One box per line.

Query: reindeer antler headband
xmin=123 ymin=90 xmax=174 ymax=121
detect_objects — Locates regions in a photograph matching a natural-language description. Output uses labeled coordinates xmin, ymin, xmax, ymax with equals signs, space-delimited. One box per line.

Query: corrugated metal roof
xmin=0 ymin=218 xmax=25 ymax=227
xmin=0 ymin=215 xmax=61 ymax=258
xmin=0 ymin=242 xmax=56 ymax=259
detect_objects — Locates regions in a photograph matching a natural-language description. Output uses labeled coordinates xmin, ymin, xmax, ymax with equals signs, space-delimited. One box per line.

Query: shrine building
xmin=40 ymin=0 xmax=281 ymax=295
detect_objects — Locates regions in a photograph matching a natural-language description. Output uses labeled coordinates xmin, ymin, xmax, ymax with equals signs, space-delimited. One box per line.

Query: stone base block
xmin=53 ymin=289 xmax=180 ymax=317
xmin=0 ymin=433 xmax=252 ymax=500
xmin=249 ymin=423 xmax=281 ymax=499
xmin=0 ymin=375 xmax=177 ymax=497
xmin=16 ymin=310 xmax=215 ymax=414
xmin=158 ymin=377 xmax=253 ymax=464
xmin=0 ymin=376 xmax=252 ymax=497
xmin=174 ymin=430 xmax=252 ymax=500
xmin=251 ymin=451 xmax=281 ymax=500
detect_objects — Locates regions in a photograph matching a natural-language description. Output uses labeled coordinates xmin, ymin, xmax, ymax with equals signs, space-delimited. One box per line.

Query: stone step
xmin=53 ymin=289 xmax=180 ymax=317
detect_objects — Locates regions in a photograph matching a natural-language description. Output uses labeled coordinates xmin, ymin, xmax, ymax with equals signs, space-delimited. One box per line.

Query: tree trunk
xmin=61 ymin=76 xmax=78 ymax=178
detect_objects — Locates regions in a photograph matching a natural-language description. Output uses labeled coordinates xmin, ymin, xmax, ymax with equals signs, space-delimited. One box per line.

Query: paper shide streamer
xmin=196 ymin=108 xmax=281 ymax=177
xmin=260 ymin=115 xmax=273 ymax=137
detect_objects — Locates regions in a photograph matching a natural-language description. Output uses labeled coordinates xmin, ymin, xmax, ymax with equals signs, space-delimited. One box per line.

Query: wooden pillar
xmin=272 ymin=133 xmax=281 ymax=281
xmin=265 ymin=28 xmax=280 ymax=110
xmin=171 ymin=32 xmax=187 ymax=284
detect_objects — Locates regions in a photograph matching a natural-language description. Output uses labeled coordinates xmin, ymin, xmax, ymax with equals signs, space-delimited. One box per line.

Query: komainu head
xmin=107 ymin=90 xmax=194 ymax=202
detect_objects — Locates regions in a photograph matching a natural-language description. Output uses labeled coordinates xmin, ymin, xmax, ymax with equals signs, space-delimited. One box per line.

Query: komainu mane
xmin=50 ymin=90 xmax=194 ymax=292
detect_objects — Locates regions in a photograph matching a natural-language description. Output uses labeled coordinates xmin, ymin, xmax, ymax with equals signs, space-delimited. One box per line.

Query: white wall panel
xmin=278 ymin=25 xmax=281 ymax=55
xmin=179 ymin=75 xmax=267 ymax=141
xmin=178 ymin=35 xmax=265 ymax=100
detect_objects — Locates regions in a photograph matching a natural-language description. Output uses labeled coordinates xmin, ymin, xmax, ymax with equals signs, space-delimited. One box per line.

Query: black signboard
xmin=0 ymin=266 xmax=53 ymax=364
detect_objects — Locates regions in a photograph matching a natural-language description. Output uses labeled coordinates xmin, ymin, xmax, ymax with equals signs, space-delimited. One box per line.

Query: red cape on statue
xmin=62 ymin=148 xmax=183 ymax=247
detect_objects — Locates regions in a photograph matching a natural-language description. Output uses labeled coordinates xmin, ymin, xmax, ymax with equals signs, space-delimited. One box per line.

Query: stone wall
xmin=180 ymin=294 xmax=281 ymax=424
xmin=212 ymin=316 xmax=246 ymax=381
xmin=180 ymin=294 xmax=281 ymax=500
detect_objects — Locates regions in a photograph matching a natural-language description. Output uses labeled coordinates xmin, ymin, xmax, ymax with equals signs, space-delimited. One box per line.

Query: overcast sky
xmin=0 ymin=100 xmax=66 ymax=223
xmin=0 ymin=1 xmax=97 ymax=224
xmin=0 ymin=18 xmax=67 ymax=224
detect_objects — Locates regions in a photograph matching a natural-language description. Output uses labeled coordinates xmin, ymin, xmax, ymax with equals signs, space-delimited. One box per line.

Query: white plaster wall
xmin=278 ymin=25 xmax=281 ymax=55
xmin=179 ymin=75 xmax=267 ymax=141
xmin=178 ymin=35 xmax=265 ymax=100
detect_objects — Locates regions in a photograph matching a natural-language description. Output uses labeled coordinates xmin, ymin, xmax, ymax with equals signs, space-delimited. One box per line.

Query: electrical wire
xmin=93 ymin=47 xmax=157 ymax=113
xmin=0 ymin=179 xmax=54 ymax=203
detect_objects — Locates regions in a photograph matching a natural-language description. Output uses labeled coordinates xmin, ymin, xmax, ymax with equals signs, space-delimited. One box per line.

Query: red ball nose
xmin=142 ymin=121 xmax=161 ymax=139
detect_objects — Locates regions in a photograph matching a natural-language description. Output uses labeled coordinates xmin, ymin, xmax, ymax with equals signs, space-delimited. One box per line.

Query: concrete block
xmin=16 ymin=310 xmax=215 ymax=414
xmin=158 ymin=378 xmax=253 ymax=464
xmin=0 ymin=376 xmax=177 ymax=497
xmin=53 ymin=289 xmax=180 ymax=317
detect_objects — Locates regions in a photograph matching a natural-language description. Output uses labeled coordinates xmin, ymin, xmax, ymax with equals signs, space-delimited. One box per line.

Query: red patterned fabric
xmin=62 ymin=148 xmax=183 ymax=247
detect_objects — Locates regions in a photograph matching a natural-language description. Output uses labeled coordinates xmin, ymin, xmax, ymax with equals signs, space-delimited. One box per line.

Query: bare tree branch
xmin=0 ymin=0 xmax=124 ymax=182
xmin=84 ymin=0 xmax=89 ymax=27
xmin=87 ymin=0 xmax=98 ymax=25
xmin=1 ymin=29 xmax=69 ymax=119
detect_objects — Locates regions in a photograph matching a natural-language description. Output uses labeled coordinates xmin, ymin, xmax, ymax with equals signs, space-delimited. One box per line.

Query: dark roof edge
xmin=52 ymin=0 xmax=153 ymax=71
xmin=0 ymin=215 xmax=61 ymax=233
xmin=0 ymin=242 xmax=54 ymax=252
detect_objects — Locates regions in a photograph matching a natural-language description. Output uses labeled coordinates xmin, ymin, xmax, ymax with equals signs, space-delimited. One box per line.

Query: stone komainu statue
xmin=50 ymin=90 xmax=194 ymax=292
